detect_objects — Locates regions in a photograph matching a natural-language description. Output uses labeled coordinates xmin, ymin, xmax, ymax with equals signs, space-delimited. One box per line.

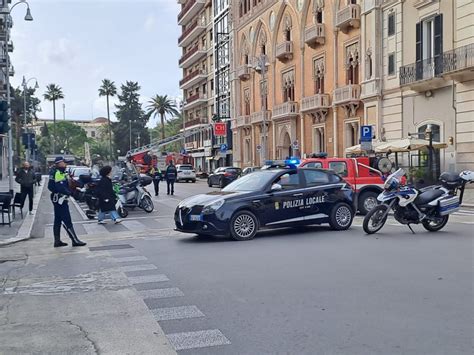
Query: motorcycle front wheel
xmin=363 ymin=205 xmax=389 ymax=234
xmin=140 ymin=195 xmax=154 ymax=213
xmin=422 ymin=215 xmax=449 ymax=232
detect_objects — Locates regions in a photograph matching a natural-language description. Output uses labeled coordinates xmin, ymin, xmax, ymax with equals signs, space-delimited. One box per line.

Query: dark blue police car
xmin=175 ymin=162 xmax=355 ymax=241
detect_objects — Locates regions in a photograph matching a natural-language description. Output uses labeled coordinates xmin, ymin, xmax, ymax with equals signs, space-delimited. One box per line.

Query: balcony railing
xmin=184 ymin=93 xmax=207 ymax=108
xmin=301 ymin=94 xmax=330 ymax=112
xmin=179 ymin=45 xmax=206 ymax=67
xmin=185 ymin=117 xmax=207 ymax=128
xmin=234 ymin=115 xmax=251 ymax=128
xmin=399 ymin=58 xmax=442 ymax=86
xmin=333 ymin=84 xmax=361 ymax=105
xmin=336 ymin=4 xmax=361 ymax=32
xmin=251 ymin=110 xmax=271 ymax=124
xmin=442 ymin=43 xmax=474 ymax=77
xmin=272 ymin=102 xmax=299 ymax=121
xmin=178 ymin=21 xmax=198 ymax=43
xmin=276 ymin=41 xmax=293 ymax=61
xmin=178 ymin=0 xmax=205 ymax=25
xmin=236 ymin=65 xmax=250 ymax=81
xmin=179 ymin=69 xmax=207 ymax=88
xmin=304 ymin=24 xmax=325 ymax=47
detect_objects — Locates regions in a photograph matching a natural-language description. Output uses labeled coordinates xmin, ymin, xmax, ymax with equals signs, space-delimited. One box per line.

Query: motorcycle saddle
xmin=415 ymin=189 xmax=444 ymax=206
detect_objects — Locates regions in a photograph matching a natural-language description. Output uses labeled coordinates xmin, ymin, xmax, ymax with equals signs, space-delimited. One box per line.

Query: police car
xmin=175 ymin=160 xmax=355 ymax=241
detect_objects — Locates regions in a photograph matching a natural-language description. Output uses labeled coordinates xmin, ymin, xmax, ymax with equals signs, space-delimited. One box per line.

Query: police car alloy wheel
xmin=329 ymin=203 xmax=353 ymax=230
xmin=230 ymin=211 xmax=258 ymax=241
xmin=358 ymin=191 xmax=379 ymax=215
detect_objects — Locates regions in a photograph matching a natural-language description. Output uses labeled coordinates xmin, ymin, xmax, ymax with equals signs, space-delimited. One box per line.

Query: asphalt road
xmin=34 ymin=180 xmax=473 ymax=354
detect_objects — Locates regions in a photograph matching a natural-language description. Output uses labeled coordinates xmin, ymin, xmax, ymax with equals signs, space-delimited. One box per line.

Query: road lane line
xmin=112 ymin=255 xmax=148 ymax=263
xmin=151 ymin=305 xmax=204 ymax=321
xmin=121 ymin=220 xmax=149 ymax=230
xmin=120 ymin=264 xmax=157 ymax=272
xmin=83 ymin=223 xmax=108 ymax=235
xmin=166 ymin=329 xmax=231 ymax=350
xmin=128 ymin=274 xmax=169 ymax=284
xmin=70 ymin=197 xmax=88 ymax=220
xmin=139 ymin=288 xmax=184 ymax=300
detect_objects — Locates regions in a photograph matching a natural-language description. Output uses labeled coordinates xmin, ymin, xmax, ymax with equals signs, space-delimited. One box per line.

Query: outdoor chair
xmin=0 ymin=193 xmax=13 ymax=226
xmin=12 ymin=192 xmax=25 ymax=219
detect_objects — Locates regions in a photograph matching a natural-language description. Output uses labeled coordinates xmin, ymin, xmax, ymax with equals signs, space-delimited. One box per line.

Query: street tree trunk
xmin=160 ymin=113 xmax=165 ymax=140
xmin=53 ymin=101 xmax=56 ymax=155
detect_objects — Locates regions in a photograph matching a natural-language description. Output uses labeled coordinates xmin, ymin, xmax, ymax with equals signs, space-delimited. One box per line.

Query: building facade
xmin=231 ymin=0 xmax=364 ymax=167
xmin=31 ymin=117 xmax=108 ymax=140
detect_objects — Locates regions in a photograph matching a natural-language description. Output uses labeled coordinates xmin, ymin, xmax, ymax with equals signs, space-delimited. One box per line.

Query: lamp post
xmin=21 ymin=76 xmax=38 ymax=162
xmin=254 ymin=54 xmax=270 ymax=163
xmin=1 ymin=0 xmax=33 ymax=192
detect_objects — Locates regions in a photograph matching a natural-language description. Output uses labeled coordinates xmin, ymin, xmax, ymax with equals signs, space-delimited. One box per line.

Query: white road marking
xmin=83 ymin=223 xmax=107 ymax=235
xmin=121 ymin=220 xmax=149 ymax=230
xmin=139 ymin=288 xmax=184 ymax=299
xmin=120 ymin=264 xmax=157 ymax=272
xmin=70 ymin=197 xmax=88 ymax=220
xmin=151 ymin=305 xmax=204 ymax=321
xmin=128 ymin=274 xmax=169 ymax=284
xmin=166 ymin=329 xmax=231 ymax=350
xmin=112 ymin=255 xmax=148 ymax=263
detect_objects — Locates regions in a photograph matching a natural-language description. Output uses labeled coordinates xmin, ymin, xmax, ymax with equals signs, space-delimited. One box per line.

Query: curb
xmin=0 ymin=178 xmax=46 ymax=247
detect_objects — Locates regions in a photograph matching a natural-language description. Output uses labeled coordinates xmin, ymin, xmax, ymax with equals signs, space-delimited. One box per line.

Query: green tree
xmin=98 ymin=79 xmax=117 ymax=158
xmin=150 ymin=114 xmax=183 ymax=152
xmin=113 ymin=81 xmax=149 ymax=154
xmin=53 ymin=121 xmax=88 ymax=156
xmin=146 ymin=95 xmax=179 ymax=140
xmin=43 ymin=83 xmax=64 ymax=154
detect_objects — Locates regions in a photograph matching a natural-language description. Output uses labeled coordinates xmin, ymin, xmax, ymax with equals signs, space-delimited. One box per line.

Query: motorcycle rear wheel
xmin=117 ymin=206 xmax=129 ymax=218
xmin=141 ymin=195 xmax=154 ymax=213
xmin=422 ymin=215 xmax=449 ymax=232
xmin=363 ymin=205 xmax=389 ymax=234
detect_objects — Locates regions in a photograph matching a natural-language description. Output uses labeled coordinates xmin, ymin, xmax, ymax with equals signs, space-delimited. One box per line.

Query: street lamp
xmin=253 ymin=54 xmax=270 ymax=163
xmin=21 ymin=75 xmax=38 ymax=162
xmin=1 ymin=0 xmax=34 ymax=192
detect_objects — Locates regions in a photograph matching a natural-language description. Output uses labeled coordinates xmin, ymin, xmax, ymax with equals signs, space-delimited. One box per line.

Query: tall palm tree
xmin=146 ymin=95 xmax=179 ymax=140
xmin=98 ymin=79 xmax=117 ymax=159
xmin=43 ymin=84 xmax=64 ymax=155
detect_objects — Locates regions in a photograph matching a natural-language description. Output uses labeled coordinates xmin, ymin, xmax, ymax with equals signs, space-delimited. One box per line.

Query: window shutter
xmin=415 ymin=22 xmax=423 ymax=80
xmin=434 ymin=14 xmax=443 ymax=75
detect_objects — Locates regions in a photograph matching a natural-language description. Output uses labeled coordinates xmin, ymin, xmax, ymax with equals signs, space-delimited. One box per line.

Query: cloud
xmin=143 ymin=14 xmax=156 ymax=32
xmin=38 ymin=38 xmax=79 ymax=66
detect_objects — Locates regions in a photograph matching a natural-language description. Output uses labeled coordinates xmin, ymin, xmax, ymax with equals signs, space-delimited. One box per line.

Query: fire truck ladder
xmin=126 ymin=124 xmax=213 ymax=157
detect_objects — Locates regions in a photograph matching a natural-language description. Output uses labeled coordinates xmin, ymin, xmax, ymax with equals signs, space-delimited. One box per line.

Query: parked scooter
xmin=118 ymin=175 xmax=154 ymax=213
xmin=363 ymin=169 xmax=474 ymax=234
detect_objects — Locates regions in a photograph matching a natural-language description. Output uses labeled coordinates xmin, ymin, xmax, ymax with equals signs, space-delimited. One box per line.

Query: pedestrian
xmin=15 ymin=161 xmax=35 ymax=215
xmin=165 ymin=161 xmax=177 ymax=195
xmin=96 ymin=165 xmax=122 ymax=225
xmin=148 ymin=166 xmax=162 ymax=196
xmin=48 ymin=156 xmax=86 ymax=248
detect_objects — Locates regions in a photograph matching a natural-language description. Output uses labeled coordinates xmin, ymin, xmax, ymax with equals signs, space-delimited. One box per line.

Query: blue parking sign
xmin=360 ymin=126 xmax=373 ymax=142
xmin=220 ymin=144 xmax=228 ymax=152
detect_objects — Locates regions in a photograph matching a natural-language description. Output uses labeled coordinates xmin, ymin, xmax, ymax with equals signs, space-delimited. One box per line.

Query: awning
xmin=376 ymin=138 xmax=448 ymax=152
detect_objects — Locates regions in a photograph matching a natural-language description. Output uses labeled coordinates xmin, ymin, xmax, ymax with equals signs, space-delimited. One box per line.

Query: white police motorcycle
xmin=363 ymin=168 xmax=474 ymax=234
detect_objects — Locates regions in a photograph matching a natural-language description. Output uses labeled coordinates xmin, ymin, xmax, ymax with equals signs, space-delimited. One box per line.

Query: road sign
xmin=292 ymin=140 xmax=299 ymax=150
xmin=214 ymin=122 xmax=227 ymax=136
xmin=220 ymin=144 xmax=228 ymax=153
xmin=361 ymin=125 xmax=373 ymax=142
xmin=256 ymin=144 xmax=262 ymax=152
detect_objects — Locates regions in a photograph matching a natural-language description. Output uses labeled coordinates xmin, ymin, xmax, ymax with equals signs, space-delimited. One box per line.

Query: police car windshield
xmin=222 ymin=171 xmax=274 ymax=192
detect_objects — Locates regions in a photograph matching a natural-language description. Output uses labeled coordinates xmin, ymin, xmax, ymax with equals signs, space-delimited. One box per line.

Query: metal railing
xmin=185 ymin=117 xmax=208 ymax=128
xmin=177 ymin=0 xmax=205 ymax=22
xmin=301 ymin=94 xmax=330 ymax=112
xmin=179 ymin=45 xmax=205 ymax=65
xmin=185 ymin=92 xmax=207 ymax=105
xmin=276 ymin=41 xmax=293 ymax=59
xmin=442 ymin=43 xmax=474 ymax=75
xmin=336 ymin=4 xmax=361 ymax=28
xmin=333 ymin=84 xmax=361 ymax=105
xmin=399 ymin=58 xmax=440 ymax=86
xmin=179 ymin=69 xmax=206 ymax=87
xmin=272 ymin=102 xmax=299 ymax=120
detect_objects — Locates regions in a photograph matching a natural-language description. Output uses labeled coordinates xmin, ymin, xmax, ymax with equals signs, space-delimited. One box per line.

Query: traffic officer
xmin=48 ymin=156 xmax=86 ymax=248
xmin=148 ymin=165 xmax=163 ymax=196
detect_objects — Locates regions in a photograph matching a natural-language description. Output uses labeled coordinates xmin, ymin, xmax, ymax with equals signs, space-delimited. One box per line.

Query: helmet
xmin=460 ymin=170 xmax=474 ymax=182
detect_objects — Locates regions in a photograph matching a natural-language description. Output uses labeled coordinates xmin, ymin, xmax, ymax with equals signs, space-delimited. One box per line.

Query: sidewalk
xmin=461 ymin=187 xmax=474 ymax=208
xmin=0 ymin=177 xmax=45 ymax=246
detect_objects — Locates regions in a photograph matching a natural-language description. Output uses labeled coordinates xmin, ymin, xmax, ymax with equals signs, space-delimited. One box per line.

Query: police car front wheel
xmin=229 ymin=210 xmax=258 ymax=241
xmin=329 ymin=203 xmax=353 ymax=231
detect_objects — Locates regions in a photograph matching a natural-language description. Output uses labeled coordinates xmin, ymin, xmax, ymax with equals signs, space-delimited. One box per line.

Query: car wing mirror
xmin=271 ymin=183 xmax=282 ymax=192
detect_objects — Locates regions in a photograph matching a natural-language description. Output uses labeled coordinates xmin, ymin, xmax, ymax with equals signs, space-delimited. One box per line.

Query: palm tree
xmin=146 ymin=95 xmax=179 ymax=140
xmin=43 ymin=84 xmax=64 ymax=154
xmin=98 ymin=79 xmax=117 ymax=159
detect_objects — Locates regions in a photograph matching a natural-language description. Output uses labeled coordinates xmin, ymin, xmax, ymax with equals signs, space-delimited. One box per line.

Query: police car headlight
xmin=202 ymin=199 xmax=225 ymax=214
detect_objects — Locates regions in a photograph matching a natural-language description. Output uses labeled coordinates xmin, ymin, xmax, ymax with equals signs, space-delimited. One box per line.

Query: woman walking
xmin=97 ymin=166 xmax=122 ymax=224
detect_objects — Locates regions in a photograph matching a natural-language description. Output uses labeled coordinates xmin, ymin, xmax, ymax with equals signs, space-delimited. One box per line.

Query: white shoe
xmin=29 ymin=211 xmax=34 ymax=215
xmin=98 ymin=220 xmax=107 ymax=225
xmin=114 ymin=219 xmax=122 ymax=224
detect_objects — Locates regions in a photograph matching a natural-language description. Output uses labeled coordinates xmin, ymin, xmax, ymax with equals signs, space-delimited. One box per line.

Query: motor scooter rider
xmin=48 ymin=157 xmax=86 ymax=248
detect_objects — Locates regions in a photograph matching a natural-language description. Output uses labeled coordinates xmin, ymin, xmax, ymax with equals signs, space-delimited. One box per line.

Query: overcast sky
xmin=10 ymin=0 xmax=181 ymax=128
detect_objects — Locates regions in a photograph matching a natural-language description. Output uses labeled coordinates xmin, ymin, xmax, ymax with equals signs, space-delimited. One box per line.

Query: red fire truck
xmin=300 ymin=154 xmax=393 ymax=215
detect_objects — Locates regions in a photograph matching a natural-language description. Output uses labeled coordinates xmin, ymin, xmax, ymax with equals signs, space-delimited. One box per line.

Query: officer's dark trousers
xmin=21 ymin=185 xmax=34 ymax=212
xmin=167 ymin=180 xmax=175 ymax=195
xmin=53 ymin=201 xmax=73 ymax=237
xmin=153 ymin=180 xmax=159 ymax=196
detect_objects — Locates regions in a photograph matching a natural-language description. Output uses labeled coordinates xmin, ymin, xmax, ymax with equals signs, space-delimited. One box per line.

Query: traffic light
xmin=0 ymin=100 xmax=9 ymax=135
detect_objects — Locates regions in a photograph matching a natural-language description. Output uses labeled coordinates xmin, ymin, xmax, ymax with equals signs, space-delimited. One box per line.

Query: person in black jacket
xmin=96 ymin=165 xmax=121 ymax=224
xmin=15 ymin=161 xmax=35 ymax=215
xmin=148 ymin=166 xmax=162 ymax=196
xmin=165 ymin=161 xmax=177 ymax=195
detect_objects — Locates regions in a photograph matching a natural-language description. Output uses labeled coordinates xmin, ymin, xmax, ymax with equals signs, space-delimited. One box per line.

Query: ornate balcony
xmin=442 ymin=43 xmax=474 ymax=82
xmin=179 ymin=69 xmax=207 ymax=89
xmin=178 ymin=0 xmax=206 ymax=26
xmin=236 ymin=65 xmax=250 ymax=81
xmin=232 ymin=115 xmax=251 ymax=129
xmin=304 ymin=24 xmax=325 ymax=47
xmin=301 ymin=94 xmax=330 ymax=123
xmin=399 ymin=58 xmax=445 ymax=91
xmin=276 ymin=41 xmax=293 ymax=62
xmin=251 ymin=110 xmax=271 ymax=124
xmin=360 ymin=78 xmax=381 ymax=100
xmin=178 ymin=18 xmax=206 ymax=47
xmin=333 ymin=84 xmax=361 ymax=117
xmin=185 ymin=117 xmax=208 ymax=129
xmin=179 ymin=45 xmax=207 ymax=68
xmin=272 ymin=102 xmax=299 ymax=121
xmin=183 ymin=93 xmax=207 ymax=110
xmin=336 ymin=4 xmax=361 ymax=33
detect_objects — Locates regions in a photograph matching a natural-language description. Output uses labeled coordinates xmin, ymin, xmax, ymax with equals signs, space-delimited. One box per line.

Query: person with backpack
xmin=165 ymin=161 xmax=177 ymax=195
xmin=96 ymin=165 xmax=122 ymax=224
xmin=148 ymin=165 xmax=163 ymax=196
xmin=15 ymin=161 xmax=36 ymax=215
xmin=48 ymin=157 xmax=86 ymax=248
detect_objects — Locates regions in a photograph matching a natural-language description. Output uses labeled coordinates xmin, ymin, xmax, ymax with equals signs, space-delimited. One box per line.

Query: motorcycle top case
xmin=438 ymin=195 xmax=460 ymax=216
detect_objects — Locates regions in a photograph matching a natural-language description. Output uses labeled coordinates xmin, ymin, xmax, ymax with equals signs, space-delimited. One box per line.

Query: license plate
xmin=189 ymin=215 xmax=202 ymax=222
xmin=184 ymin=172 xmax=190 ymax=175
